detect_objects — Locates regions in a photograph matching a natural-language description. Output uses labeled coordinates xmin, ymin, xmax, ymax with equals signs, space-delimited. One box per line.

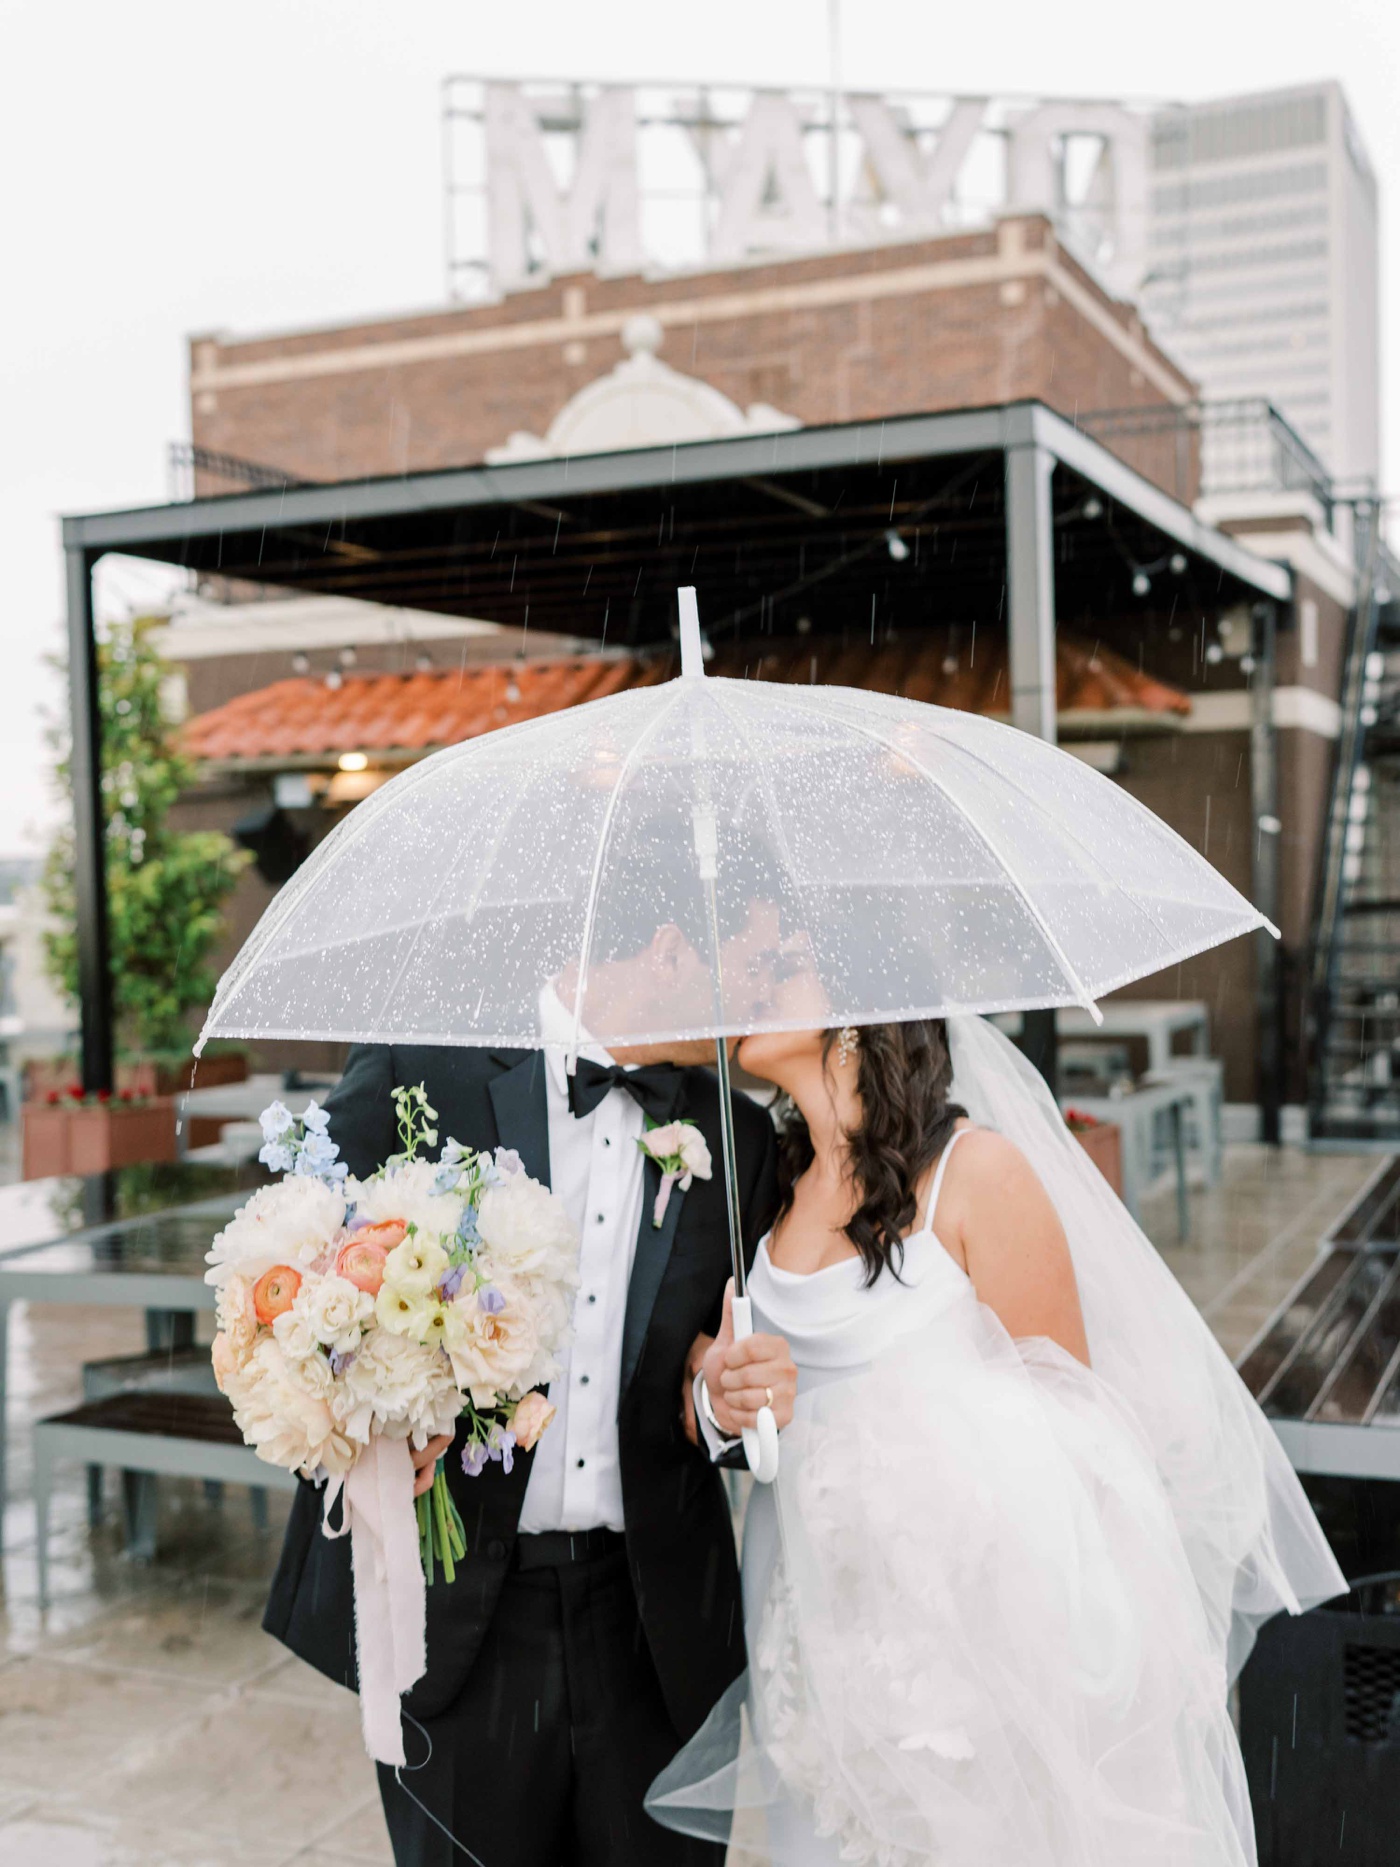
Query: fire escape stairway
xmin=1310 ymin=509 xmax=1400 ymax=1140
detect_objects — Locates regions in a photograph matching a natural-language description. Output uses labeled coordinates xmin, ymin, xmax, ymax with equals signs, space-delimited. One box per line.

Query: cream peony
xmin=210 ymin=1331 xmax=240 ymax=1394
xmin=476 ymin=1176 xmax=579 ymax=1285
xmin=298 ymin=1272 xmax=374 ymax=1352
xmin=224 ymin=1336 xmax=357 ymax=1478
xmin=382 ymin=1232 xmax=450 ymax=1298
xmin=204 ymin=1177 xmax=346 ymax=1287
xmin=214 ymin=1273 xmax=259 ymax=1364
xmin=442 ymin=1283 xmax=541 ymax=1407
xmin=336 ymin=1328 xmax=461 ymax=1447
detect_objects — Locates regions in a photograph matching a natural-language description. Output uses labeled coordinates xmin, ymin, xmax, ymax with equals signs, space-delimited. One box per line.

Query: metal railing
xmin=1076 ymin=398 xmax=1335 ymax=527
xmin=167 ymin=443 xmax=317 ymax=503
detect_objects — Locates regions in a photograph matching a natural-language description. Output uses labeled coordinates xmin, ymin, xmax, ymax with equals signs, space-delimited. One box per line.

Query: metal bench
xmin=1238 ymin=1156 xmax=1400 ymax=1478
xmin=34 ymin=1391 xmax=296 ymax=1607
xmin=78 ymin=1345 xmax=250 ymax=1550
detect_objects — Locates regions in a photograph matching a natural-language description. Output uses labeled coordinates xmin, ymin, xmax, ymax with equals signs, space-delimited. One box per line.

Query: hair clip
xmin=836 ymin=1026 xmax=859 ymax=1067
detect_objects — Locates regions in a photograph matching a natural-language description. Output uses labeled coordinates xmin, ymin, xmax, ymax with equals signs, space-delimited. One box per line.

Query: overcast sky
xmin=3 ymin=0 xmax=1397 ymax=856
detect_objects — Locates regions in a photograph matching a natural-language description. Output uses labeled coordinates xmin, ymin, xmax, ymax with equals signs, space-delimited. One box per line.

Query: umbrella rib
xmin=885 ymin=712 xmax=1271 ymax=951
xmin=783 ymin=697 xmax=1105 ymax=1020
xmin=569 ymin=683 xmax=689 ymax=1057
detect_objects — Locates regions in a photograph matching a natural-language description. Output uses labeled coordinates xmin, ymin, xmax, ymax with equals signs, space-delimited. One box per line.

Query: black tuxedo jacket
xmin=262 ymin=1042 xmax=780 ymax=1741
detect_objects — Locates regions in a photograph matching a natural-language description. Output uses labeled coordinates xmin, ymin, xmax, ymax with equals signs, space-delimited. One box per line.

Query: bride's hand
xmin=410 ymin=1432 xmax=455 ymax=1497
xmin=702 ymin=1282 xmax=797 ymax=1435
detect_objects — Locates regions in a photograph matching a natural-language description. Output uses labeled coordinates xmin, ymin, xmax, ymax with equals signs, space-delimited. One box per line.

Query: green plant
xmin=43 ymin=614 xmax=252 ymax=1055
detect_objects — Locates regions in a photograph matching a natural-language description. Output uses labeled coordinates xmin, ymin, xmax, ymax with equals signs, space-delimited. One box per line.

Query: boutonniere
xmin=637 ymin=1119 xmax=713 ymax=1228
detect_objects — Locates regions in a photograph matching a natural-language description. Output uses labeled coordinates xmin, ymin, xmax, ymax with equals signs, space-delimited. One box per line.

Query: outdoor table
xmin=0 ymin=1163 xmax=265 ymax=1539
xmin=1239 ymin=1156 xmax=1400 ymax=1481
xmin=1056 ymin=1000 xmax=1210 ymax=1074
xmin=1056 ymin=1080 xmax=1194 ymax=1240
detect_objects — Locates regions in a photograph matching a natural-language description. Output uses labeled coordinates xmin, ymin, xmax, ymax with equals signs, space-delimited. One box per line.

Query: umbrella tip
xmin=678 ymin=587 xmax=705 ymax=678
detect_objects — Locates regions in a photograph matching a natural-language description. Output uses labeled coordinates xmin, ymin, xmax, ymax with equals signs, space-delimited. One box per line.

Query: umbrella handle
xmin=731 ymin=1294 xmax=780 ymax=1483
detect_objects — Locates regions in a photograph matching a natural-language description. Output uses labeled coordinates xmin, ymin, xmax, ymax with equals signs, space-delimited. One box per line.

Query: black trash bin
xmin=1240 ymin=1566 xmax=1400 ymax=1864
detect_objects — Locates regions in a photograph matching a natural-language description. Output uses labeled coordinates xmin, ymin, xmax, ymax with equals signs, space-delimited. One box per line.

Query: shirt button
xmin=603 ymin=1136 xmax=612 ymax=1148
xmin=576 ymin=1458 xmax=586 ymax=1469
xmin=596 ymin=1213 xmax=605 ymax=1224
xmin=588 ymin=1293 xmax=597 ymax=1304
xmin=579 ymin=1374 xmax=590 ymax=1386
xmin=486 ymin=1539 xmax=507 ymax=1561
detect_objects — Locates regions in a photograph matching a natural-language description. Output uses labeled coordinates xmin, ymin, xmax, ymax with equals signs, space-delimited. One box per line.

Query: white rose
xmin=476 ymin=1177 xmax=579 ymax=1284
xmin=272 ymin=1307 xmax=320 ymax=1362
xmin=225 ymin=1336 xmax=357 ymax=1478
xmin=299 ymin=1273 xmax=374 ymax=1352
xmin=204 ymin=1177 xmax=346 ymax=1287
xmin=383 ymin=1233 xmax=450 ymax=1297
xmin=442 ymin=1284 xmax=540 ymax=1407
xmin=336 ymin=1328 xmax=460 ymax=1446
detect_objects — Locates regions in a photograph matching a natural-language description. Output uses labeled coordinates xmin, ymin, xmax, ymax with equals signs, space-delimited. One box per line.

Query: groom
xmin=262 ymin=850 xmax=797 ymax=1867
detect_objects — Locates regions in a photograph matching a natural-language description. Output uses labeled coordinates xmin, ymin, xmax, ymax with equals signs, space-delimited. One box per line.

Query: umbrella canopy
xmin=199 ymin=597 xmax=1269 ymax=1057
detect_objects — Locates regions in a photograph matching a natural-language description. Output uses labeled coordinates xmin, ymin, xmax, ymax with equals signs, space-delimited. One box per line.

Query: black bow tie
xmin=566 ymin=1058 xmax=687 ymax=1125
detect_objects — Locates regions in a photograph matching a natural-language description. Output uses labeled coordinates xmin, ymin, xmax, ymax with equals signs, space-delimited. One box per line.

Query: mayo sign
xmin=451 ymin=81 xmax=1153 ymax=301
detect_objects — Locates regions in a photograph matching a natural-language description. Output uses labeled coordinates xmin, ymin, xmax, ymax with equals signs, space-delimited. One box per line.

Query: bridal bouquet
xmin=206 ymin=1085 xmax=579 ymax=1584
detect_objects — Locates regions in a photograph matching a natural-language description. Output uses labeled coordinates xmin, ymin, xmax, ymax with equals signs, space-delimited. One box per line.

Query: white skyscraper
xmin=1142 ymin=81 xmax=1380 ymax=489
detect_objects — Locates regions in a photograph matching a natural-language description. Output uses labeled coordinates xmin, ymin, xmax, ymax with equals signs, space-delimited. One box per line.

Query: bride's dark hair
xmin=775 ymin=1019 xmax=965 ymax=1286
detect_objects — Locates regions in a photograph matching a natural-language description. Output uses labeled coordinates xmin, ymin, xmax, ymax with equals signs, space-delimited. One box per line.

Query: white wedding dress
xmin=649 ymin=1018 xmax=1346 ymax=1867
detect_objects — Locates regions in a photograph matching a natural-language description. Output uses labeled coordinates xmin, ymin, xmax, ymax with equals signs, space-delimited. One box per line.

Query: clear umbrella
xmin=199 ymin=589 xmax=1273 ymax=1475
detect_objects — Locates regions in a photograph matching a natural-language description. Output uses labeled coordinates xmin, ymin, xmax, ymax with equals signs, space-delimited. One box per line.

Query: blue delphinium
xmin=257 ymin=1098 xmax=348 ymax=1186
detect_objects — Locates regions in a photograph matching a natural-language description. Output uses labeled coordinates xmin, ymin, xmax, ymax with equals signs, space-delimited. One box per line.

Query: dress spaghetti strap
xmin=918 ymin=1127 xmax=968 ymax=1238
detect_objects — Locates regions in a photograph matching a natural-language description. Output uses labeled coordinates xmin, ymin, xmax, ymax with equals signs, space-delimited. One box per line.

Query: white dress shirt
xmin=517 ymin=987 xmax=648 ymax=1533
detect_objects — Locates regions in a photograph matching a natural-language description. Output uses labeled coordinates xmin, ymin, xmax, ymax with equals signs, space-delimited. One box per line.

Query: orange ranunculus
xmin=334 ymin=1237 xmax=392 ymax=1296
xmin=354 ymin=1219 xmax=409 ymax=1253
xmin=252 ymin=1264 xmax=303 ymax=1326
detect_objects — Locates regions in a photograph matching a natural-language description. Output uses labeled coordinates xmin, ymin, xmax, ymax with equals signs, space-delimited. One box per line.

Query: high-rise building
xmin=1143 ymin=81 xmax=1380 ymax=490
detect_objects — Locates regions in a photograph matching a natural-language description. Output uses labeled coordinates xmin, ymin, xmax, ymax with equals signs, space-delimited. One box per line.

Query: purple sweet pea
xmin=477 ymin=1284 xmax=506 ymax=1315
xmin=437 ymin=1263 xmax=468 ymax=1301
xmin=487 ymin=1424 xmax=517 ymax=1475
xmin=327 ymin=1348 xmax=357 ymax=1376
xmin=493 ymin=1147 xmax=524 ymax=1178
xmin=461 ymin=1440 xmax=490 ymax=1478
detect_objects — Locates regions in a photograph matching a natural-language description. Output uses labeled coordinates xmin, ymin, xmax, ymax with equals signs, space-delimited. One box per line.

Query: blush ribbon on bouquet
xmin=322 ymin=1437 xmax=425 ymax=1766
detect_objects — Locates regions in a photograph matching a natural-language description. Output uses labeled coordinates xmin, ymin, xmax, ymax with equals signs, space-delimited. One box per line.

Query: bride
xmin=648 ymin=997 xmax=1346 ymax=1865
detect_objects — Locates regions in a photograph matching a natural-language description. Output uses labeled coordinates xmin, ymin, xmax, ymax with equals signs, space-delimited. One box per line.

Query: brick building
xmin=189 ymin=216 xmax=1194 ymax=496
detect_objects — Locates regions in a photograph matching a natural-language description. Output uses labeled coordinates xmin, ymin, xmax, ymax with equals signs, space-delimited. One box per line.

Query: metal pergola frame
xmin=62 ymin=398 xmax=1293 ymax=1101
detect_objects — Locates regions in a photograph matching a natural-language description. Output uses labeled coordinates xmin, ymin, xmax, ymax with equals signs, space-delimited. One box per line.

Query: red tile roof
xmin=184 ymin=633 xmax=1188 ymax=765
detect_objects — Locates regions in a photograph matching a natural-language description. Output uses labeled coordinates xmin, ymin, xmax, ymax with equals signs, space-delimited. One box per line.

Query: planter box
xmin=1073 ymin=1120 xmax=1123 ymax=1197
xmin=22 ymin=1098 xmax=178 ymax=1180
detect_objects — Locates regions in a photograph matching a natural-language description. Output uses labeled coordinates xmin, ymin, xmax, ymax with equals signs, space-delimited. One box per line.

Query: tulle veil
xmin=647 ymin=1013 xmax=1345 ymax=1865
xmin=946 ymin=1013 xmax=1343 ymax=1675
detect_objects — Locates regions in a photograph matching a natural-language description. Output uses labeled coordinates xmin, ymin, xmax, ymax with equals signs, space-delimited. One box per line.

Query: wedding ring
xmin=765 ymin=1387 xmax=774 ymax=1409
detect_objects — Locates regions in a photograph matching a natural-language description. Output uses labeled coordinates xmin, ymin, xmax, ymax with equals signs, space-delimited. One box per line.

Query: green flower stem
xmin=416 ymin=1488 xmax=434 ymax=1586
xmin=432 ymin=1465 xmax=456 ymax=1585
